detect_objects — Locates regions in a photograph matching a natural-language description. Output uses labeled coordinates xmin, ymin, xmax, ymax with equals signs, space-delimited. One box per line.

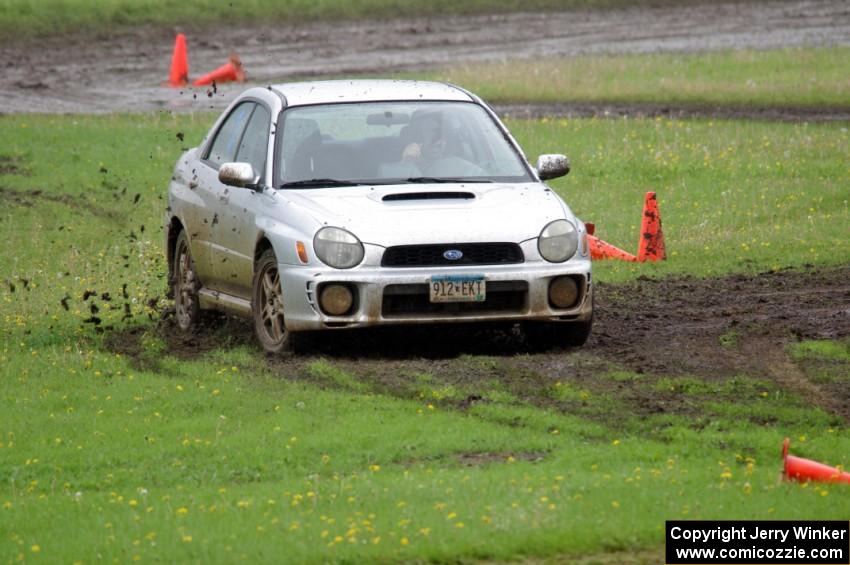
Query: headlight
xmin=538 ymin=219 xmax=578 ymax=263
xmin=313 ymin=227 xmax=364 ymax=269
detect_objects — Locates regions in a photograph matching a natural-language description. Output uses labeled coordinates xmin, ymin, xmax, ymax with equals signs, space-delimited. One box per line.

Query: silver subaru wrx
xmin=165 ymin=80 xmax=592 ymax=353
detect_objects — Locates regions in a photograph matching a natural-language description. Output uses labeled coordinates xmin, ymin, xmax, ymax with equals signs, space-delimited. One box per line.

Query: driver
xmin=401 ymin=113 xmax=446 ymax=163
xmin=379 ymin=110 xmax=484 ymax=178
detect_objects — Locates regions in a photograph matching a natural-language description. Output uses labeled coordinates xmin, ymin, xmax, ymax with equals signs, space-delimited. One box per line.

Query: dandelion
xmin=369 ymin=464 xmax=381 ymax=472
xmin=31 ymin=545 xmax=40 ymax=553
xmin=400 ymin=537 xmax=409 ymax=546
xmin=611 ymin=501 xmax=620 ymax=508
xmin=176 ymin=507 xmax=188 ymax=516
xmin=181 ymin=535 xmax=192 ymax=543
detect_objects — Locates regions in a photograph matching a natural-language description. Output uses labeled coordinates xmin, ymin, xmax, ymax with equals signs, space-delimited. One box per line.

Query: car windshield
xmin=277 ymin=101 xmax=533 ymax=188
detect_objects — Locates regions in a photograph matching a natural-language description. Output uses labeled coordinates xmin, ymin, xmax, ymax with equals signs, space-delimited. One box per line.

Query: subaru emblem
xmin=443 ymin=249 xmax=463 ymax=261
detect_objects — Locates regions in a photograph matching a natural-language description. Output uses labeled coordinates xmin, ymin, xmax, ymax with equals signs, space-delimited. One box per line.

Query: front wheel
xmin=173 ymin=231 xmax=202 ymax=332
xmin=252 ymin=249 xmax=299 ymax=354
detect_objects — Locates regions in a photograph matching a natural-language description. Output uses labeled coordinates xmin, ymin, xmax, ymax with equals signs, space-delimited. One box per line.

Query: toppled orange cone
xmin=782 ymin=438 xmax=850 ymax=484
xmin=585 ymin=191 xmax=666 ymax=263
xmin=166 ymin=33 xmax=189 ymax=87
xmin=588 ymin=235 xmax=637 ymax=262
xmin=637 ymin=191 xmax=666 ymax=262
xmin=193 ymin=54 xmax=245 ymax=86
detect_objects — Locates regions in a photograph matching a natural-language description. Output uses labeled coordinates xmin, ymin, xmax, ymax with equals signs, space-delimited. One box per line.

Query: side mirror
xmin=218 ymin=162 xmax=259 ymax=189
xmin=536 ymin=154 xmax=570 ymax=181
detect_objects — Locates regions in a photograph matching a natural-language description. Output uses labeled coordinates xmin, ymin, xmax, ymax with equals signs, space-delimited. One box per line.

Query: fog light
xmin=319 ymin=284 xmax=354 ymax=316
xmin=549 ymin=276 xmax=579 ymax=309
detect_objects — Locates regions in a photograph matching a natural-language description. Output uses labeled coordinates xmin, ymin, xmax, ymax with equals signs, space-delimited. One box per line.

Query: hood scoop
xmin=382 ymin=191 xmax=476 ymax=202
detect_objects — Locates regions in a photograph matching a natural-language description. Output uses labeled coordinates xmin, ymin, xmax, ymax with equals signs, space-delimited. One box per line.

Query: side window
xmin=206 ymin=102 xmax=255 ymax=167
xmin=235 ymin=105 xmax=271 ymax=179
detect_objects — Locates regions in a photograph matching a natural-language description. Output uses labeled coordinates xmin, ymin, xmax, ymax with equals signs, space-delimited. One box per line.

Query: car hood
xmin=278 ymin=183 xmax=573 ymax=246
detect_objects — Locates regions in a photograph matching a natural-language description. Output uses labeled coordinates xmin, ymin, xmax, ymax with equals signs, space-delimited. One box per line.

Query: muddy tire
xmin=173 ymin=231 xmax=203 ymax=332
xmin=252 ymin=249 xmax=302 ymax=354
xmin=524 ymin=316 xmax=592 ymax=351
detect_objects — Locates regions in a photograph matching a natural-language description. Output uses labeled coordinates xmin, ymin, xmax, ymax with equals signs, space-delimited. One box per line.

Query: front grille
xmin=382 ymin=243 xmax=523 ymax=267
xmin=382 ymin=281 xmax=528 ymax=318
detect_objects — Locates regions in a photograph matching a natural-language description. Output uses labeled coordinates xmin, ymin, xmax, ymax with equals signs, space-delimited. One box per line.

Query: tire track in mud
xmin=495 ymin=102 xmax=850 ymax=123
xmin=107 ymin=266 xmax=850 ymax=422
xmin=0 ymin=186 xmax=125 ymax=221
xmin=1 ymin=0 xmax=849 ymax=114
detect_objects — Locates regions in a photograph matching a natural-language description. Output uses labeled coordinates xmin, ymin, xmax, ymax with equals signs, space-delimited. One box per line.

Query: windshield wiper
xmin=280 ymin=178 xmax=363 ymax=189
xmin=404 ymin=177 xmax=492 ymax=184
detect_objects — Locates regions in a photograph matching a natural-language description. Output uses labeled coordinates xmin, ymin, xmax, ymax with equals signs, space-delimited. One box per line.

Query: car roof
xmin=270 ymin=80 xmax=475 ymax=107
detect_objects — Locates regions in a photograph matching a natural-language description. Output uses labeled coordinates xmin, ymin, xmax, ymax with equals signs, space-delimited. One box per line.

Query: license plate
xmin=429 ymin=275 xmax=486 ymax=303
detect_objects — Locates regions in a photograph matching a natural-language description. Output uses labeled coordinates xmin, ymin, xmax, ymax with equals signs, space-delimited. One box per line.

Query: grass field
xmin=416 ymin=47 xmax=850 ymax=109
xmin=1 ymin=113 xmax=849 ymax=562
xmin=0 ymin=0 xmax=708 ymax=40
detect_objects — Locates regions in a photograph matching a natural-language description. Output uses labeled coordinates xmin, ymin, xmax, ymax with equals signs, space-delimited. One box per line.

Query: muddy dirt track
xmin=2 ymin=0 xmax=850 ymax=115
xmin=109 ymin=266 xmax=850 ymax=423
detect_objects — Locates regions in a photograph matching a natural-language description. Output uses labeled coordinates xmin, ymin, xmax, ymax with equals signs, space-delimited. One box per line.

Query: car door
xmin=212 ymin=103 xmax=272 ymax=299
xmin=195 ymin=101 xmax=256 ymax=292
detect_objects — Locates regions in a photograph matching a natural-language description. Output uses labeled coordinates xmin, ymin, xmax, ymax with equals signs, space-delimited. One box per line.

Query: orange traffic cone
xmin=782 ymin=438 xmax=850 ymax=484
xmin=193 ymin=54 xmax=245 ymax=87
xmin=637 ymin=191 xmax=666 ymax=262
xmin=166 ymin=33 xmax=189 ymax=87
xmin=588 ymin=235 xmax=638 ymax=262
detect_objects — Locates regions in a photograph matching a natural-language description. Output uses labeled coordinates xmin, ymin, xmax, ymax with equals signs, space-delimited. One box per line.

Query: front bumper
xmin=279 ymin=257 xmax=592 ymax=331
